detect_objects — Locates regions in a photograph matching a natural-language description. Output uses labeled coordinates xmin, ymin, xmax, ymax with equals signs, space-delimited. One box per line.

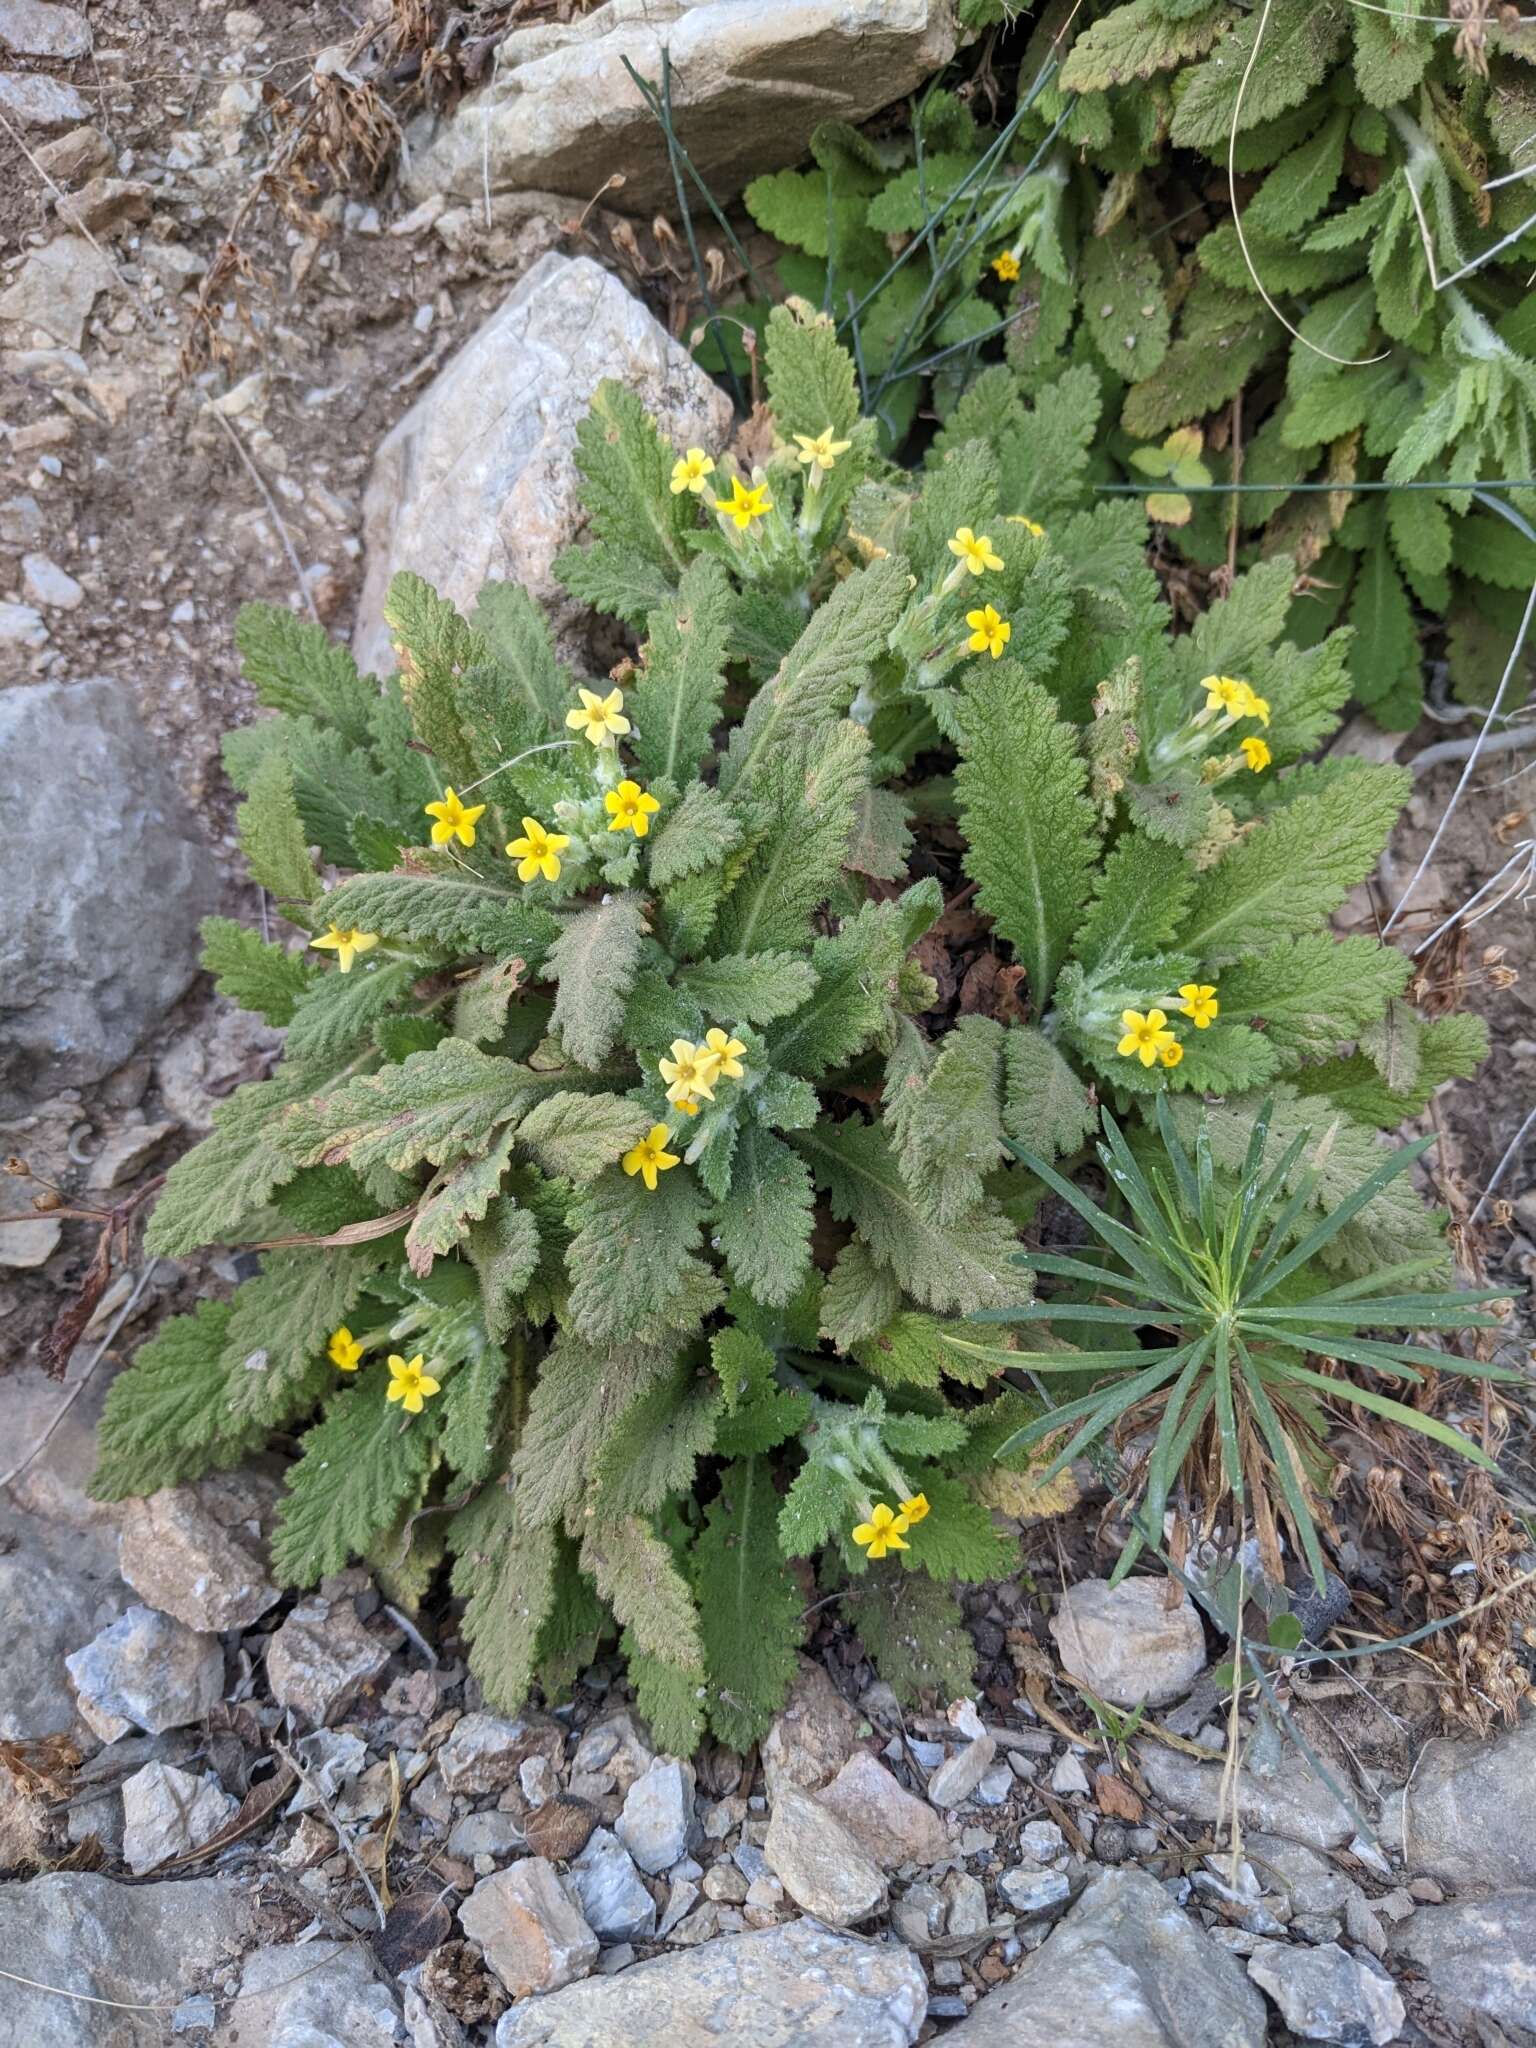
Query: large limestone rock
xmin=494 ymin=1917 xmax=928 ymax=2046
xmin=1402 ymin=1718 xmax=1536 ymax=1892
xmin=0 ymin=1872 xmax=253 ymax=2046
xmin=940 ymin=1867 xmax=1268 ymax=2048
xmin=0 ymin=1504 xmax=126 ymax=1740
xmin=1050 ymin=1576 xmax=1207 ymax=1709
xmin=1394 ymin=1891 xmax=1536 ymax=2038
xmin=352 ymin=252 xmax=732 ymax=678
xmin=212 ymin=1940 xmax=405 ymax=2047
xmin=116 ymin=1471 xmax=280 ymax=1634
xmin=405 ymin=0 xmax=956 ymax=215
xmin=0 ymin=680 xmax=216 ymax=1112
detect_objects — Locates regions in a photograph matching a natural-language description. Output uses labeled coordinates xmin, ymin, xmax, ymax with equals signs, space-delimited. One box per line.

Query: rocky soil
xmin=2 ymin=3 xmax=1535 ymax=2045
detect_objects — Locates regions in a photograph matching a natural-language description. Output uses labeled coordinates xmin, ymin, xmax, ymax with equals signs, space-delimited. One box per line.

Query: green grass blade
xmin=1235 ymin=1340 xmax=1330 ymax=1593
xmin=1246 ymin=1136 xmax=1438 ymax=1304
xmin=1279 ymin=1361 xmax=1501 ymax=1471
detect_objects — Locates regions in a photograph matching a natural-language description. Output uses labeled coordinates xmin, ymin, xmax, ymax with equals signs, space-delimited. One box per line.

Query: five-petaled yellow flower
xmin=670 ymin=447 xmax=715 ymax=495
xmin=605 ymin=779 xmax=661 ymax=838
xmin=1161 ymin=1041 xmax=1184 ymax=1069
xmin=1177 ymin=983 xmax=1219 ymax=1029
xmin=623 ymin=1123 xmax=681 ymax=1191
xmin=659 ymin=1038 xmax=718 ymax=1105
xmin=992 ymin=250 xmax=1021 ymax=282
xmin=1202 ymin=674 xmax=1250 ymax=717
xmin=566 ymin=686 xmax=630 ymax=747
xmin=386 ymin=1352 xmax=440 ymax=1414
xmin=1118 ymin=1008 xmax=1179 ymax=1067
xmin=899 ymin=1492 xmax=930 ymax=1525
xmin=507 ymin=816 xmax=569 ymax=883
xmin=948 ymin=526 xmax=1004 ymax=575
xmin=1241 ymin=735 xmax=1272 ymax=773
xmin=792 ymin=427 xmax=852 ymax=473
xmin=424 ymin=787 xmax=486 ymax=847
xmin=966 ymin=603 xmax=1012 ymax=659
xmin=703 ymin=1027 xmax=745 ymax=1080
xmin=714 ymin=476 xmax=773 ymax=530
xmin=853 ymin=1503 xmax=909 ymax=1559
xmin=328 ymin=1326 xmax=364 ymax=1372
xmin=311 ymin=925 xmax=379 ymax=975
xmin=1007 ymin=514 xmax=1045 ymax=537
xmin=1246 ymin=692 xmax=1271 ymax=727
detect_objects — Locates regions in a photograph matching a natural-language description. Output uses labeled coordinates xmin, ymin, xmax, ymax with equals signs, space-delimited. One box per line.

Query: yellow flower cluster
xmin=657 ymin=1028 xmax=747 ymax=1115
xmin=1116 ymin=984 xmax=1219 ymax=1069
xmin=325 ymin=1330 xmax=441 ymax=1415
xmin=852 ymin=1493 xmax=931 ymax=1559
xmin=1199 ymin=674 xmax=1271 ymax=774
xmin=504 ymin=686 xmax=663 ymax=887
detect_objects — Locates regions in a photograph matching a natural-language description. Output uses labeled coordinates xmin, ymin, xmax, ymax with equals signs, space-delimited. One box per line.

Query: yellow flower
xmin=565 ymin=686 xmax=631 ymax=746
xmin=1201 ymin=674 xmax=1250 ymax=717
xmin=1117 ymin=1008 xmax=1179 ymax=1068
xmin=948 ymin=525 xmax=1004 ymax=575
xmin=386 ymin=1352 xmax=440 ymax=1415
xmin=670 ymin=447 xmax=715 ymax=495
xmin=506 ymin=816 xmax=570 ymax=883
xmin=327 ymin=1326 xmax=364 ymax=1372
xmin=1245 ymin=690 xmax=1271 ymax=727
xmin=852 ymin=1503 xmax=909 ymax=1559
xmin=965 ymin=603 xmax=1012 ymax=659
xmin=1006 ymin=514 xmax=1045 ymax=537
xmin=702 ymin=1027 xmax=745 ymax=1080
xmin=1177 ymin=982 xmax=1219 ymax=1029
xmin=1241 ymin=735 xmax=1272 ymax=773
xmin=899 ymin=1492 xmax=930 ymax=1526
xmin=658 ymin=1039 xmax=718 ymax=1105
xmin=714 ymin=475 xmax=773 ymax=530
xmin=792 ymin=426 xmax=852 ymax=473
xmin=992 ymin=250 xmax=1021 ymax=282
xmin=310 ymin=925 xmax=379 ymax=975
xmin=622 ymin=1123 xmax=681 ymax=1191
xmin=673 ymin=1096 xmax=701 ymax=1117
xmin=604 ymin=779 xmax=661 ymax=838
xmin=1161 ymin=1041 xmax=1184 ymax=1068
xmin=424 ymin=786 xmax=486 ymax=847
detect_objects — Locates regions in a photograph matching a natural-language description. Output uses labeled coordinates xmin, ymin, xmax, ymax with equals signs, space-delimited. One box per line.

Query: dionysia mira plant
xmin=93 ymin=304 xmax=1486 ymax=1743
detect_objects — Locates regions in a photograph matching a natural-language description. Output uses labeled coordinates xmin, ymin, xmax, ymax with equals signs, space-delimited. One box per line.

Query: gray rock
xmin=460 ymin=1857 xmax=599 ymax=1999
xmin=0 ymin=236 xmax=115 ymax=347
xmin=31 ymin=124 xmax=112 ymax=185
xmin=352 ymin=252 xmax=732 ymax=678
xmin=213 ymin=1939 xmax=405 ymax=2046
xmin=1393 ymin=1890 xmax=1536 ymax=2037
xmin=1403 ymin=1717 xmax=1536 ymax=1891
xmin=1244 ymin=1835 xmax=1362 ymax=1920
xmin=764 ymin=1782 xmax=887 ymax=1927
xmin=0 ymin=599 xmax=48 ymax=656
xmin=0 ymin=1510 xmax=126 ymax=1738
xmin=116 ymin=1472 xmax=279 ymax=1633
xmin=438 ymin=1710 xmax=565 ymax=1796
xmin=20 ymin=552 xmax=82 ymax=609
xmin=944 ymin=1869 xmax=991 ymax=1939
xmin=0 ymin=682 xmax=216 ymax=1111
xmin=1050 ymin=1577 xmax=1207 ymax=1709
xmin=494 ymin=1916 xmax=927 ymax=2046
xmin=1136 ymin=1740 xmax=1358 ymax=1851
xmin=0 ymin=1 xmax=90 ymax=58
xmin=926 ymin=1731 xmax=998 ymax=1810
xmin=0 ymin=1872 xmax=252 ymax=2045
xmin=65 ymin=1605 xmax=223 ymax=1738
xmin=1052 ymin=1751 xmax=1091 ymax=1796
xmin=448 ymin=1809 xmax=524 ymax=1861
xmin=1246 ymin=1941 xmax=1403 ymax=2045
xmin=615 ymin=1757 xmax=698 ymax=1875
xmin=939 ymin=1867 xmax=1268 ymax=2048
xmin=288 ymin=1728 xmax=368 ymax=1812
xmin=405 ymin=0 xmax=954 ymax=215
xmin=121 ymin=1760 xmax=237 ymax=1874
xmin=1020 ymin=1818 xmax=1065 ymax=1864
xmin=0 ymin=68 xmax=87 ymax=126
xmin=998 ymin=1867 xmax=1072 ymax=1918
xmin=816 ymin=1751 xmax=952 ymax=1868
xmin=265 ymin=1595 xmax=389 ymax=1725
xmin=567 ymin=1826 xmax=657 ymax=1942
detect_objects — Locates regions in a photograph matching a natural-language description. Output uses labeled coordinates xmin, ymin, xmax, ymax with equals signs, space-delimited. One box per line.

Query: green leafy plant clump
xmin=729 ymin=8 xmax=1536 ymax=724
xmin=94 ymin=305 xmax=1488 ymax=1746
